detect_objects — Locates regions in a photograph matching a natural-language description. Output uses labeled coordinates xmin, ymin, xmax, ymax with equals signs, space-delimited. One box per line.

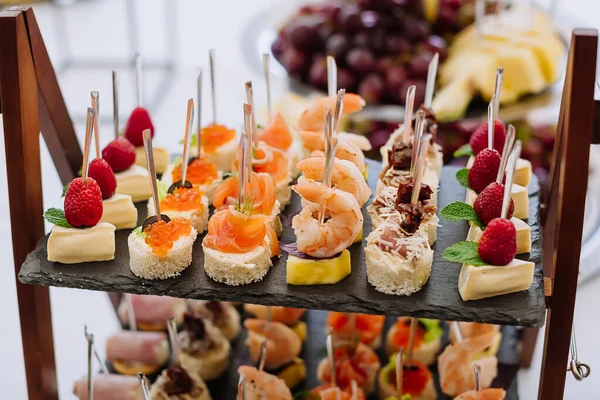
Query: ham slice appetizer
xmin=106 ymin=330 xmax=169 ymax=368
xmin=118 ymin=294 xmax=187 ymax=331
xmin=73 ymin=374 xmax=144 ymax=400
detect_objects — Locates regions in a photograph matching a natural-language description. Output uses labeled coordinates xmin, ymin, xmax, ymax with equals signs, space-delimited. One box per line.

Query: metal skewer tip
xmin=452 ymin=321 xmax=463 ymax=343
xmin=86 ymin=329 xmax=94 ymax=400
xmin=258 ymin=340 xmax=268 ymax=372
xmin=473 ymin=363 xmax=481 ymax=391
xmin=133 ymin=53 xmax=143 ymax=107
xmin=209 ymin=49 xmax=217 ymax=124
xmin=327 ymin=56 xmax=337 ymax=97
xmin=326 ymin=333 xmax=337 ymax=387
xmin=237 ymin=373 xmax=247 ymax=400
xmin=245 ymin=81 xmax=257 ymax=145
xmin=126 ymin=293 xmax=137 ymax=332
xmin=197 ymin=69 xmax=203 ymax=159
xmin=167 ymin=317 xmax=181 ymax=367
xmin=406 ymin=318 xmax=417 ymax=363
xmin=263 ymin=54 xmax=273 ymax=123
xmin=396 ymin=348 xmax=404 ymax=399
xmin=142 ymin=129 xmax=170 ymax=230
xmin=424 ymin=53 xmax=439 ymax=109
xmin=138 ymin=373 xmax=151 ymax=400
xmin=487 ymin=95 xmax=496 ymax=150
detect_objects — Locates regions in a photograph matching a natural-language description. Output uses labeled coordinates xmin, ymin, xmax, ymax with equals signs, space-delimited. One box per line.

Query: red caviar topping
xmin=160 ymin=186 xmax=205 ymax=212
xmin=144 ymin=218 xmax=192 ymax=257
xmin=201 ymin=124 xmax=236 ymax=154
xmin=171 ymin=158 xmax=218 ymax=186
xmin=391 ymin=318 xmax=425 ymax=350
xmin=389 ymin=360 xmax=431 ymax=395
xmin=327 ymin=313 xmax=385 ymax=346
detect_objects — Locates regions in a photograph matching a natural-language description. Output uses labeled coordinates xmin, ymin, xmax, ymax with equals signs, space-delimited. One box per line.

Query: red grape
xmin=385 ymin=66 xmax=407 ymax=100
xmin=370 ymin=128 xmax=394 ymax=148
xmin=325 ymin=33 xmax=350 ymax=58
xmin=423 ymin=35 xmax=448 ymax=60
xmin=336 ymin=5 xmax=363 ymax=33
xmin=337 ymin=68 xmax=356 ymax=91
xmin=279 ymin=47 xmax=308 ymax=76
xmin=353 ymin=32 xmax=371 ymax=48
xmin=360 ymin=10 xmax=381 ymax=28
xmin=400 ymin=80 xmax=425 ymax=105
xmin=385 ymin=35 xmax=411 ymax=55
xmin=308 ymin=58 xmax=328 ymax=89
xmin=407 ymin=53 xmax=433 ymax=79
xmin=346 ymin=48 xmax=376 ymax=74
xmin=404 ymin=18 xmax=429 ymax=41
xmin=271 ymin=36 xmax=288 ymax=58
xmin=358 ymin=73 xmax=384 ymax=104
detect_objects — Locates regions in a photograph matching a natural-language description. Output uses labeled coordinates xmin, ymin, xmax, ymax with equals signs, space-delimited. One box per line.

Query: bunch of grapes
xmin=272 ymin=0 xmax=472 ymax=105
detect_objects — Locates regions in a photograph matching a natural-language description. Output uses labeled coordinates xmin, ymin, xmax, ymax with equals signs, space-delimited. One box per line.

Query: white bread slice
xmin=202 ymin=242 xmax=273 ymax=286
xmin=179 ymin=319 xmax=231 ymax=381
xmin=128 ymin=228 xmax=198 ymax=280
xmin=47 ymin=222 xmax=116 ymax=264
xmin=147 ymin=195 xmax=209 ymax=234
xmin=365 ymin=226 xmax=433 ymax=296
xmin=275 ymin=176 xmax=293 ymax=209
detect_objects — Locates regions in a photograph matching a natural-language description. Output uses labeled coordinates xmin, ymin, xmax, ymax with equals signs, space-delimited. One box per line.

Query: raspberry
xmin=124 ymin=107 xmax=154 ymax=147
xmin=64 ymin=177 xmax=103 ymax=227
xmin=478 ymin=218 xmax=517 ymax=265
xmin=468 ymin=148 xmax=501 ymax=193
xmin=102 ymin=137 xmax=136 ymax=172
xmin=469 ymin=120 xmax=506 ymax=155
xmin=88 ymin=158 xmax=117 ymax=199
xmin=473 ymin=182 xmax=514 ymax=225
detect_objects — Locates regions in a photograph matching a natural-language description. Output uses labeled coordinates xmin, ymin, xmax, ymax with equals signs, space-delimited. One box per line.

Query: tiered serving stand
xmin=0 ymin=7 xmax=597 ymax=400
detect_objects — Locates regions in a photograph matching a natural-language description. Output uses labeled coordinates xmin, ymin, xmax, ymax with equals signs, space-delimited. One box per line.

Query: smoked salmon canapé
xmin=147 ymin=181 xmax=209 ymax=234
xmin=258 ymin=112 xmax=302 ymax=177
xmin=189 ymin=123 xmax=237 ymax=172
xmin=378 ymin=356 xmax=437 ymax=400
xmin=213 ymin=171 xmax=282 ymax=236
xmin=316 ymin=342 xmax=381 ymax=395
xmin=161 ymin=156 xmax=222 ymax=203
xmin=326 ymin=312 xmax=385 ymax=349
xmin=202 ymin=205 xmax=279 ymax=286
xmin=128 ymin=217 xmax=198 ymax=280
xmin=385 ymin=318 xmax=443 ymax=366
xmin=311 ymin=383 xmax=366 ymax=400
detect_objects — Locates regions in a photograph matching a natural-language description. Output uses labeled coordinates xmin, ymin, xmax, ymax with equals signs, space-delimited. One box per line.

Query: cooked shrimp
xmin=438 ymin=332 xmax=499 ymax=397
xmin=454 ymin=388 xmax=506 ymax=400
xmin=243 ymin=304 xmax=306 ymax=326
xmin=237 ymin=365 xmax=292 ymax=400
xmin=259 ymin=113 xmax=293 ymax=151
xmin=292 ymin=182 xmax=363 ymax=258
xmin=297 ymin=156 xmax=371 ymax=206
xmin=449 ymin=322 xmax=500 ymax=343
xmin=337 ymin=132 xmax=372 ymax=151
xmin=300 ymin=130 xmax=366 ymax=174
xmin=298 ymin=94 xmax=365 ymax=133
xmin=244 ymin=319 xmax=302 ymax=370
xmin=311 ymin=383 xmax=366 ymax=400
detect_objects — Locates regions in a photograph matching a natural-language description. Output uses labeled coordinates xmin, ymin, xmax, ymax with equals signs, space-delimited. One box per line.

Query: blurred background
xmin=0 ymin=0 xmax=599 ymax=398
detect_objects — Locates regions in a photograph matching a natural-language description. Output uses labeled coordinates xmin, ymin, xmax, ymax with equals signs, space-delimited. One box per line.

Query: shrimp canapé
xmin=243 ymin=305 xmax=306 ymax=326
xmin=298 ymin=94 xmax=365 ymax=133
xmin=311 ymin=383 xmax=366 ymax=400
xmin=237 ymin=366 xmax=292 ymax=400
xmin=292 ymin=182 xmax=363 ymax=258
xmin=454 ymin=389 xmax=506 ymax=400
xmin=297 ymin=156 xmax=371 ymax=206
xmin=244 ymin=319 xmax=302 ymax=370
xmin=300 ymin=130 xmax=367 ymax=174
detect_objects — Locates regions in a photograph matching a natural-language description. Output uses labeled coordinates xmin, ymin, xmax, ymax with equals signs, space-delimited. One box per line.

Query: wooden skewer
xmin=319 ymin=110 xmax=336 ymax=224
xmin=493 ymin=68 xmax=504 ymax=119
xmin=333 ymin=89 xmax=345 ymax=136
xmin=403 ymin=85 xmax=416 ymax=143
xmin=487 ymin=95 xmax=496 ymax=150
xmin=424 ymin=53 xmax=439 ymax=109
xmin=473 ymin=363 xmax=482 ymax=392
xmin=112 ymin=71 xmax=119 ymax=139
xmin=396 ymin=348 xmax=404 ymax=399
xmin=411 ymin=134 xmax=432 ymax=206
xmin=209 ymin=49 xmax=217 ymax=124
xmin=327 ymin=55 xmax=337 ymax=97
xmin=475 ymin=0 xmax=485 ymax=41
xmin=82 ymin=107 xmax=95 ymax=180
xmin=91 ymin=91 xmax=100 ymax=158
xmin=143 ymin=130 xmax=163 ymax=224
xmin=138 ymin=373 xmax=151 ymax=400
xmin=326 ymin=333 xmax=337 ymax=387
xmin=496 ymin=124 xmax=516 ymax=183
xmin=501 ymin=140 xmax=521 ymax=219
xmin=410 ymin=109 xmax=426 ymax=178
xmin=239 ymin=104 xmax=253 ymax=206
xmin=197 ymin=69 xmax=203 ymax=159
xmin=84 ymin=325 xmax=107 ymax=374
xmin=133 ymin=53 xmax=143 ymax=107
xmin=237 ymin=373 xmax=247 ymax=400
xmin=126 ymin=293 xmax=137 ymax=332
xmin=406 ymin=318 xmax=417 ymax=364
xmin=245 ymin=81 xmax=258 ymax=146
xmin=351 ymin=380 xmax=359 ymax=400
xmin=452 ymin=321 xmax=463 ymax=342
xmin=86 ymin=329 xmax=94 ymax=400
xmin=167 ymin=317 xmax=181 ymax=367
xmin=263 ymin=54 xmax=272 ymax=123
xmin=258 ymin=340 xmax=268 ymax=372
xmin=180 ymin=98 xmax=195 ymax=185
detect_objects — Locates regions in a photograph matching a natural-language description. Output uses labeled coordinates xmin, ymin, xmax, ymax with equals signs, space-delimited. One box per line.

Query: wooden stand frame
xmin=0 ymin=7 xmax=596 ymax=400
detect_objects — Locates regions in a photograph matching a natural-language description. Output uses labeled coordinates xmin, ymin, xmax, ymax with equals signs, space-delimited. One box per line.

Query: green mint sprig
xmin=43 ymin=208 xmax=73 ymax=228
xmin=453 ymin=143 xmax=474 ymax=158
xmin=440 ymin=201 xmax=485 ymax=229
xmin=456 ymin=168 xmax=471 ymax=190
xmin=443 ymin=241 xmax=486 ymax=266
xmin=61 ymin=184 xmax=69 ymax=197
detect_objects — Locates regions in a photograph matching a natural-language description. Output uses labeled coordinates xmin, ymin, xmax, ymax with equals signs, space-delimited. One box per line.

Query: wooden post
xmin=0 ymin=9 xmax=58 ymax=400
xmin=538 ymin=29 xmax=598 ymax=400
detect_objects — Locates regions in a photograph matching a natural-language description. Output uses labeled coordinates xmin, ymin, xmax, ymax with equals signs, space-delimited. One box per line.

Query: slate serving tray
xmin=106 ymin=309 xmax=520 ymax=399
xmin=19 ymin=160 xmax=545 ymax=327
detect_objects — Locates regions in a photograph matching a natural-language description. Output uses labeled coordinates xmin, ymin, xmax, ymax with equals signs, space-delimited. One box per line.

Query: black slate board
xmin=19 ymin=160 xmax=545 ymax=327
xmin=107 ymin=309 xmax=520 ymax=399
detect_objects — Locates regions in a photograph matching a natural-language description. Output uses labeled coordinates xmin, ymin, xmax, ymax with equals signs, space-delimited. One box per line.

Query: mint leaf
xmin=440 ymin=201 xmax=485 ymax=229
xmin=256 ymin=123 xmax=263 ymax=129
xmin=453 ymin=144 xmax=473 ymax=158
xmin=157 ymin=180 xmax=168 ymax=201
xmin=443 ymin=241 xmax=486 ymax=266
xmin=43 ymin=208 xmax=73 ymax=228
xmin=133 ymin=226 xmax=145 ymax=237
xmin=61 ymin=184 xmax=69 ymax=197
xmin=456 ymin=168 xmax=471 ymax=189
xmin=172 ymin=156 xmax=182 ymax=166
xmin=420 ymin=318 xmax=443 ymax=343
